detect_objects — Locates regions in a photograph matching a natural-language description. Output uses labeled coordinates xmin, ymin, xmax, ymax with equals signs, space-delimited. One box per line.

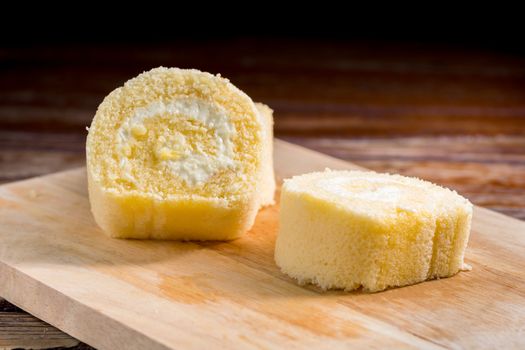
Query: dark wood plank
xmin=0 ymin=309 xmax=79 ymax=349
xmin=0 ymin=297 xmax=94 ymax=350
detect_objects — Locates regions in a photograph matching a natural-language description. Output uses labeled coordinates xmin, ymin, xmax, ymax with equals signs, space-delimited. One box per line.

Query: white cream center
xmin=117 ymin=97 xmax=237 ymax=186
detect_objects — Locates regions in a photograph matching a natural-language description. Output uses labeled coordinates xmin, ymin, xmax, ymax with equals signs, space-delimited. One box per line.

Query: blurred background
xmin=1 ymin=11 xmax=525 ymax=349
xmin=1 ymin=13 xmax=524 ymax=222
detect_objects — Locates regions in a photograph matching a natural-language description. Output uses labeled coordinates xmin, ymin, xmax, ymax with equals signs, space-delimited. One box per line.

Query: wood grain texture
xmin=1 ymin=40 xmax=524 ymax=348
xmin=0 ymin=297 xmax=85 ymax=350
xmin=0 ymin=311 xmax=79 ymax=349
xmin=0 ymin=140 xmax=524 ymax=349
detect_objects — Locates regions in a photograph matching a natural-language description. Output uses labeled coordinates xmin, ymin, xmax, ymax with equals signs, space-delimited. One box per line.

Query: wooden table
xmin=1 ymin=39 xmax=524 ymax=349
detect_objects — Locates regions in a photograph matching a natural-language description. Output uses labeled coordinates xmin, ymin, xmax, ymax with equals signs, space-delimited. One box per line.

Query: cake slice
xmin=255 ymin=103 xmax=275 ymax=207
xmin=86 ymin=67 xmax=275 ymax=240
xmin=275 ymin=169 xmax=473 ymax=292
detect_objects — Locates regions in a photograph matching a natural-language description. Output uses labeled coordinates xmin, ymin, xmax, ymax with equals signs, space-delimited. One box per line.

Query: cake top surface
xmin=284 ymin=169 xmax=472 ymax=220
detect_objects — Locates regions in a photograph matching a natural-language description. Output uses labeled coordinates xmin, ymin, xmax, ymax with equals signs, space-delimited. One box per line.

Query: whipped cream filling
xmin=117 ymin=97 xmax=237 ymax=186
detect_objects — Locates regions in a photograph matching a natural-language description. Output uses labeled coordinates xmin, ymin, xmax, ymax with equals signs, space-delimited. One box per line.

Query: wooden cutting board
xmin=1 ymin=139 xmax=524 ymax=349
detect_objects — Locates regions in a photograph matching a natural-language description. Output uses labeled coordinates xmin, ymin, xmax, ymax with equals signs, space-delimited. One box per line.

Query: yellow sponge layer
xmin=255 ymin=103 xmax=275 ymax=207
xmin=87 ymin=67 xmax=275 ymax=240
xmin=275 ymin=170 xmax=472 ymax=292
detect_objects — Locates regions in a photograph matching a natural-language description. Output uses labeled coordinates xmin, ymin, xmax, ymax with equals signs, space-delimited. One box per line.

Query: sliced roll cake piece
xmin=275 ymin=169 xmax=473 ymax=292
xmin=86 ymin=67 xmax=275 ymax=240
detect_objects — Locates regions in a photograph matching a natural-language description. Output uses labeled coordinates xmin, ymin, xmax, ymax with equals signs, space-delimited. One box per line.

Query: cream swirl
xmin=117 ymin=97 xmax=237 ymax=186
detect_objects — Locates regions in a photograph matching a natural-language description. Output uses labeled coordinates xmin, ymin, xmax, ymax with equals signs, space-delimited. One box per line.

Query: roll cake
xmin=86 ymin=67 xmax=275 ymax=240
